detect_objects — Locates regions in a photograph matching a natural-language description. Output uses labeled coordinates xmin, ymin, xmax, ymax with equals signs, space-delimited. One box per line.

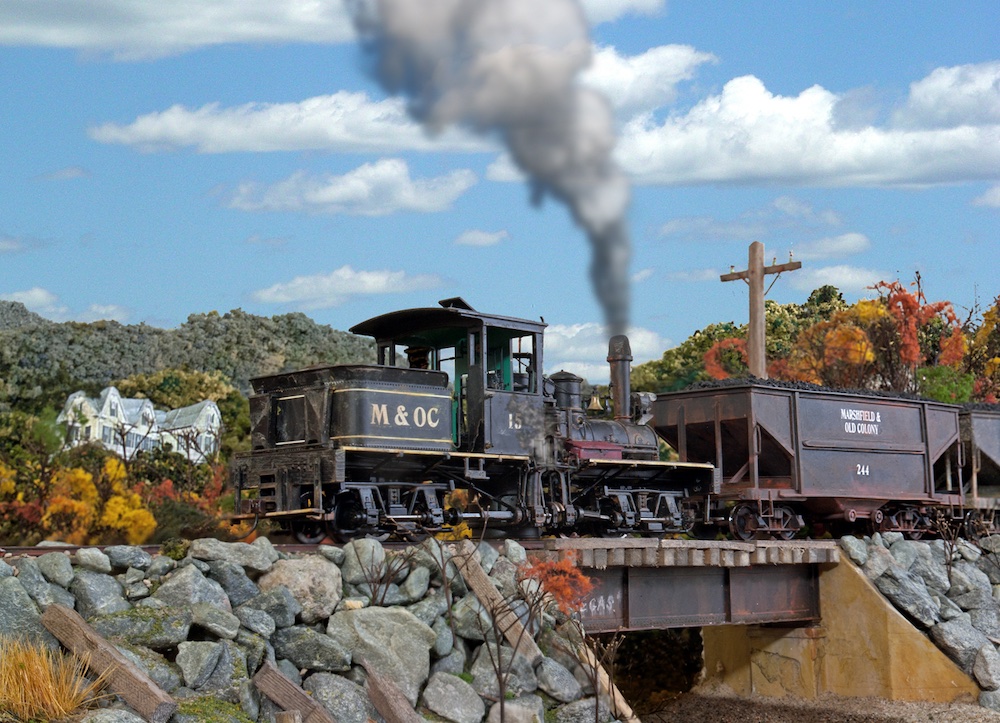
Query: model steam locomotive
xmin=229 ymin=298 xmax=716 ymax=542
xmin=230 ymin=299 xmax=1000 ymax=542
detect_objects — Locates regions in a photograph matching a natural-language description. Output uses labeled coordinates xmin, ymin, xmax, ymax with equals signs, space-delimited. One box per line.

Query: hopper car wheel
xmin=774 ymin=506 xmax=798 ymax=541
xmin=729 ymin=503 xmax=759 ymax=541
xmin=900 ymin=508 xmax=924 ymax=540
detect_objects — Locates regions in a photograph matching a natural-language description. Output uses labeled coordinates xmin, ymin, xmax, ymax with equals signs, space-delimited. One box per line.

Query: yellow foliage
xmin=41 ymin=496 xmax=96 ymax=546
xmin=852 ymin=299 xmax=889 ymax=325
xmin=102 ymin=458 xmax=127 ymax=494
xmin=824 ymin=325 xmax=875 ymax=366
xmin=50 ymin=467 xmax=99 ymax=509
xmin=0 ymin=462 xmax=15 ymax=497
xmin=987 ymin=357 xmax=1000 ymax=378
xmin=100 ymin=494 xmax=157 ymax=545
xmin=0 ymin=638 xmax=108 ymax=720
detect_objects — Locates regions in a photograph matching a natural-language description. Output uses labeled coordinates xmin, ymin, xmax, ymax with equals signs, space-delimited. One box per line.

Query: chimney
xmin=607 ymin=335 xmax=632 ymax=421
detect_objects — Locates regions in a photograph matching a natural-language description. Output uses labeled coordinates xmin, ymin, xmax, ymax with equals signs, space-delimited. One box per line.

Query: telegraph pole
xmin=720 ymin=241 xmax=802 ymax=378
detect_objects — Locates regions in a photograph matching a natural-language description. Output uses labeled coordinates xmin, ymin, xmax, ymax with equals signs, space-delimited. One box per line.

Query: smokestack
xmin=607 ymin=334 xmax=632 ymax=422
xmin=350 ymin=0 xmax=631 ymax=336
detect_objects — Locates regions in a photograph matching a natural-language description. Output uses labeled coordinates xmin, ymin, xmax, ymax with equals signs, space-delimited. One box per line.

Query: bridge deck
xmin=527 ymin=538 xmax=840 ymax=631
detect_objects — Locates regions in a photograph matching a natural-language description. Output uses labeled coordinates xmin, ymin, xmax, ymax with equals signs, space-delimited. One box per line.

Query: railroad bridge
xmin=526 ymin=538 xmax=981 ymax=703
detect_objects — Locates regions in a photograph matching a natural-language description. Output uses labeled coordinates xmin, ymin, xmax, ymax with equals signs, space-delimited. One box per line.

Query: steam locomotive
xmin=229 ymin=298 xmax=716 ymax=542
xmin=230 ymin=298 xmax=1000 ymax=542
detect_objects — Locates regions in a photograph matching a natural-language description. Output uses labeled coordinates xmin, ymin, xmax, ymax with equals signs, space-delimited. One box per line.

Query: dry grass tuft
xmin=0 ymin=637 xmax=109 ymax=721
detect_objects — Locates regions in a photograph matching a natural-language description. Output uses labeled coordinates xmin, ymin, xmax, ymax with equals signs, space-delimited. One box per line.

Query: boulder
xmin=258 ymin=555 xmax=343 ymax=623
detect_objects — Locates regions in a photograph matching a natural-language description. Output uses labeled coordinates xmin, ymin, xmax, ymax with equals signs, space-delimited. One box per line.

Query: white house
xmin=57 ymin=386 xmax=222 ymax=464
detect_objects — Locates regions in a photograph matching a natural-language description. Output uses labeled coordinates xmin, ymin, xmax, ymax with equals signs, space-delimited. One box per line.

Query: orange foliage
xmin=704 ymin=338 xmax=748 ymax=379
xmin=519 ymin=558 xmax=595 ymax=614
xmin=873 ymin=279 xmax=963 ymax=367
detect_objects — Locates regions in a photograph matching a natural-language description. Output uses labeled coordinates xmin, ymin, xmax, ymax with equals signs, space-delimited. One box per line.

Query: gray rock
xmin=487 ymin=695 xmax=545 ymax=723
xmin=950 ymin=560 xmax=994 ymax=598
xmin=407 ymin=588 xmax=450 ymax=626
xmin=252 ymin=536 xmax=280 ymax=564
xmin=153 ymin=564 xmax=231 ymax=611
xmin=318 ymin=544 xmax=346 ymax=565
xmin=861 ymin=544 xmax=897 ymax=580
xmin=234 ymin=605 xmax=276 ymax=637
xmin=145 ymin=555 xmax=176 ymax=580
xmin=11 ymin=558 xmax=75 ymax=609
xmin=469 ymin=642 xmax=538 ymax=699
xmin=36 ymin=551 xmax=75 ymax=587
xmin=451 ymin=594 xmax=494 ymax=642
xmin=881 ymin=531 xmax=904 ymax=547
xmin=0 ymin=576 xmax=58 ymax=647
xmin=554 ymin=696 xmax=611 ymax=723
xmin=205 ymin=560 xmax=260 ymax=607
xmin=537 ymin=657 xmax=583 ymax=702
xmin=503 ymin=539 xmax=528 ymax=565
xmin=477 ymin=541 xmax=500 ymax=574
xmin=402 ymin=564 xmax=431 ymax=602
xmin=170 ymin=695 xmax=252 ymax=723
xmin=70 ymin=569 xmax=130 ymax=619
xmin=92 ymin=607 xmax=192 ymax=650
xmin=422 ymin=672 xmax=486 ymax=723
xmin=980 ymin=556 xmax=1000 ymax=585
xmin=276 ymin=658 xmax=302 ymax=686
xmin=271 ymin=625 xmax=352 ymax=672
xmin=240 ymin=585 xmax=302 ymax=628
xmin=838 ymin=536 xmax=868 ymax=566
xmin=432 ymin=615 xmax=455 ymax=658
xmin=115 ymin=644 xmax=183 ymax=693
xmin=983 ymin=688 xmax=1000 ymax=712
xmin=236 ymin=628 xmax=272 ymax=675
xmin=177 ymin=640 xmax=223 ymax=689
xmin=304 ymin=671 xmax=379 ymax=723
xmin=75 ymin=547 xmax=112 ymax=573
xmin=188 ymin=538 xmax=274 ymax=573
xmin=105 ymin=545 xmax=152 ymax=571
xmin=431 ymin=644 xmax=468 ymax=676
xmin=957 ymin=539 xmax=982 ymax=562
xmin=76 ymin=710 xmax=148 ymax=723
xmin=490 ymin=556 xmax=520 ymax=599
xmin=326 ymin=606 xmax=437 ymax=706
xmin=191 ymin=601 xmax=241 ymax=640
xmin=258 ymin=555 xmax=343 ymax=624
xmin=872 ymin=565 xmax=940 ymax=628
xmin=930 ymin=617 xmax=992 ymax=673
xmin=198 ymin=639 xmax=249 ymax=701
xmin=975 ymin=644 xmax=1000 ymax=690
xmin=341 ymin=538 xmax=387 ymax=586
xmin=0 ymin=560 xmax=12 ymax=578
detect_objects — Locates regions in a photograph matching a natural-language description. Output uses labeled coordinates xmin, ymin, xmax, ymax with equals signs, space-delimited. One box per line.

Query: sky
xmin=1 ymin=0 xmax=998 ymax=384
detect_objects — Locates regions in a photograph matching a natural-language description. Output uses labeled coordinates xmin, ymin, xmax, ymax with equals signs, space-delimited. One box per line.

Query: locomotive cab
xmin=350 ymin=297 xmax=546 ymax=457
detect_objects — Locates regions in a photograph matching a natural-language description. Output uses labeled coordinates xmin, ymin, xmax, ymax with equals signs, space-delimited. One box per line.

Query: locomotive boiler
xmin=230 ymin=298 xmax=715 ymax=542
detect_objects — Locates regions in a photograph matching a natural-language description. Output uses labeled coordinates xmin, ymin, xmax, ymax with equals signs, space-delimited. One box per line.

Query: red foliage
xmin=873 ymin=279 xmax=962 ymax=367
xmin=519 ymin=558 xmax=595 ymax=614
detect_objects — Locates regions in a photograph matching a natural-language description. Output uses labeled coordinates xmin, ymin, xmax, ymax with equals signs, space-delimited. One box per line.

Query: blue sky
xmin=1 ymin=1 xmax=998 ymax=383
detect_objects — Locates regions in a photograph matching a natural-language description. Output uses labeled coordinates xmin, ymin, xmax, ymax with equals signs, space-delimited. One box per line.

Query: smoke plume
xmin=350 ymin=0 xmax=631 ymax=335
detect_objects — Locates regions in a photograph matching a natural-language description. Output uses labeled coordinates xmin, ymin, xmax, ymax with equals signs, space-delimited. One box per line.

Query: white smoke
xmin=351 ymin=0 xmax=631 ymax=334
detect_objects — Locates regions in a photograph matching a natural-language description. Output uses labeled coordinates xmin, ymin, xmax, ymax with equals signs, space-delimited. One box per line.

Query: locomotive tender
xmin=231 ymin=298 xmax=1000 ymax=542
xmin=230 ymin=298 xmax=716 ymax=542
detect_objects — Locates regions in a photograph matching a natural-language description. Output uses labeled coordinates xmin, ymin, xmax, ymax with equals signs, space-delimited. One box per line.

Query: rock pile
xmin=0 ymin=537 xmax=612 ymax=723
xmin=840 ymin=532 xmax=1000 ymax=711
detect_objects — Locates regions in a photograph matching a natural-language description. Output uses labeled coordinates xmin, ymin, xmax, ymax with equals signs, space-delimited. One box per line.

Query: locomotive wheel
xmin=729 ymin=504 xmax=759 ymax=541
xmin=292 ymin=517 xmax=328 ymax=545
xmin=773 ymin=506 xmax=798 ymax=541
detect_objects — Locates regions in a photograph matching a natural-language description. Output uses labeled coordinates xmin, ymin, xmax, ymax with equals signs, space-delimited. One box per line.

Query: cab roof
xmin=350 ymin=298 xmax=546 ymax=343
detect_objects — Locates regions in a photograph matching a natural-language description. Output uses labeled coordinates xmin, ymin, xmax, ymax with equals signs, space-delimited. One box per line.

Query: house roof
xmin=160 ymin=399 xmax=218 ymax=431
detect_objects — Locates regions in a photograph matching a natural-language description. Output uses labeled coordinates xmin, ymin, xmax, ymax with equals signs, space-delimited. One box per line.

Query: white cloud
xmin=0 ymin=287 xmax=69 ymax=320
xmin=0 ymin=236 xmax=24 ymax=253
xmin=618 ymin=68 xmax=1000 ymax=187
xmin=229 ymin=159 xmax=477 ymax=216
xmin=789 ymin=265 xmax=886 ymax=294
xmin=893 ymin=61 xmax=1000 ymax=130
xmin=544 ymin=321 xmax=669 ymax=383
xmin=631 ymin=268 xmax=654 ymax=283
xmin=455 ymin=229 xmax=508 ymax=247
xmin=583 ymin=44 xmax=717 ymax=117
xmin=38 ymin=166 xmax=90 ymax=181
xmin=253 ymin=265 xmax=442 ymax=310
xmin=973 ymin=185 xmax=1000 ymax=208
xmin=485 ymin=155 xmax=524 ymax=182
xmin=0 ymin=0 xmax=356 ymax=59
xmin=658 ymin=216 xmax=767 ymax=242
xmin=666 ymin=268 xmax=720 ymax=283
xmin=90 ymin=92 xmax=489 ymax=154
xmin=579 ymin=0 xmax=664 ymax=25
xmin=792 ymin=233 xmax=870 ymax=261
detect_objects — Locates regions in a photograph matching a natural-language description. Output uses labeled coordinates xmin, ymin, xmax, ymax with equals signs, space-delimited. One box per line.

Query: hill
xmin=0 ymin=303 xmax=375 ymax=412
